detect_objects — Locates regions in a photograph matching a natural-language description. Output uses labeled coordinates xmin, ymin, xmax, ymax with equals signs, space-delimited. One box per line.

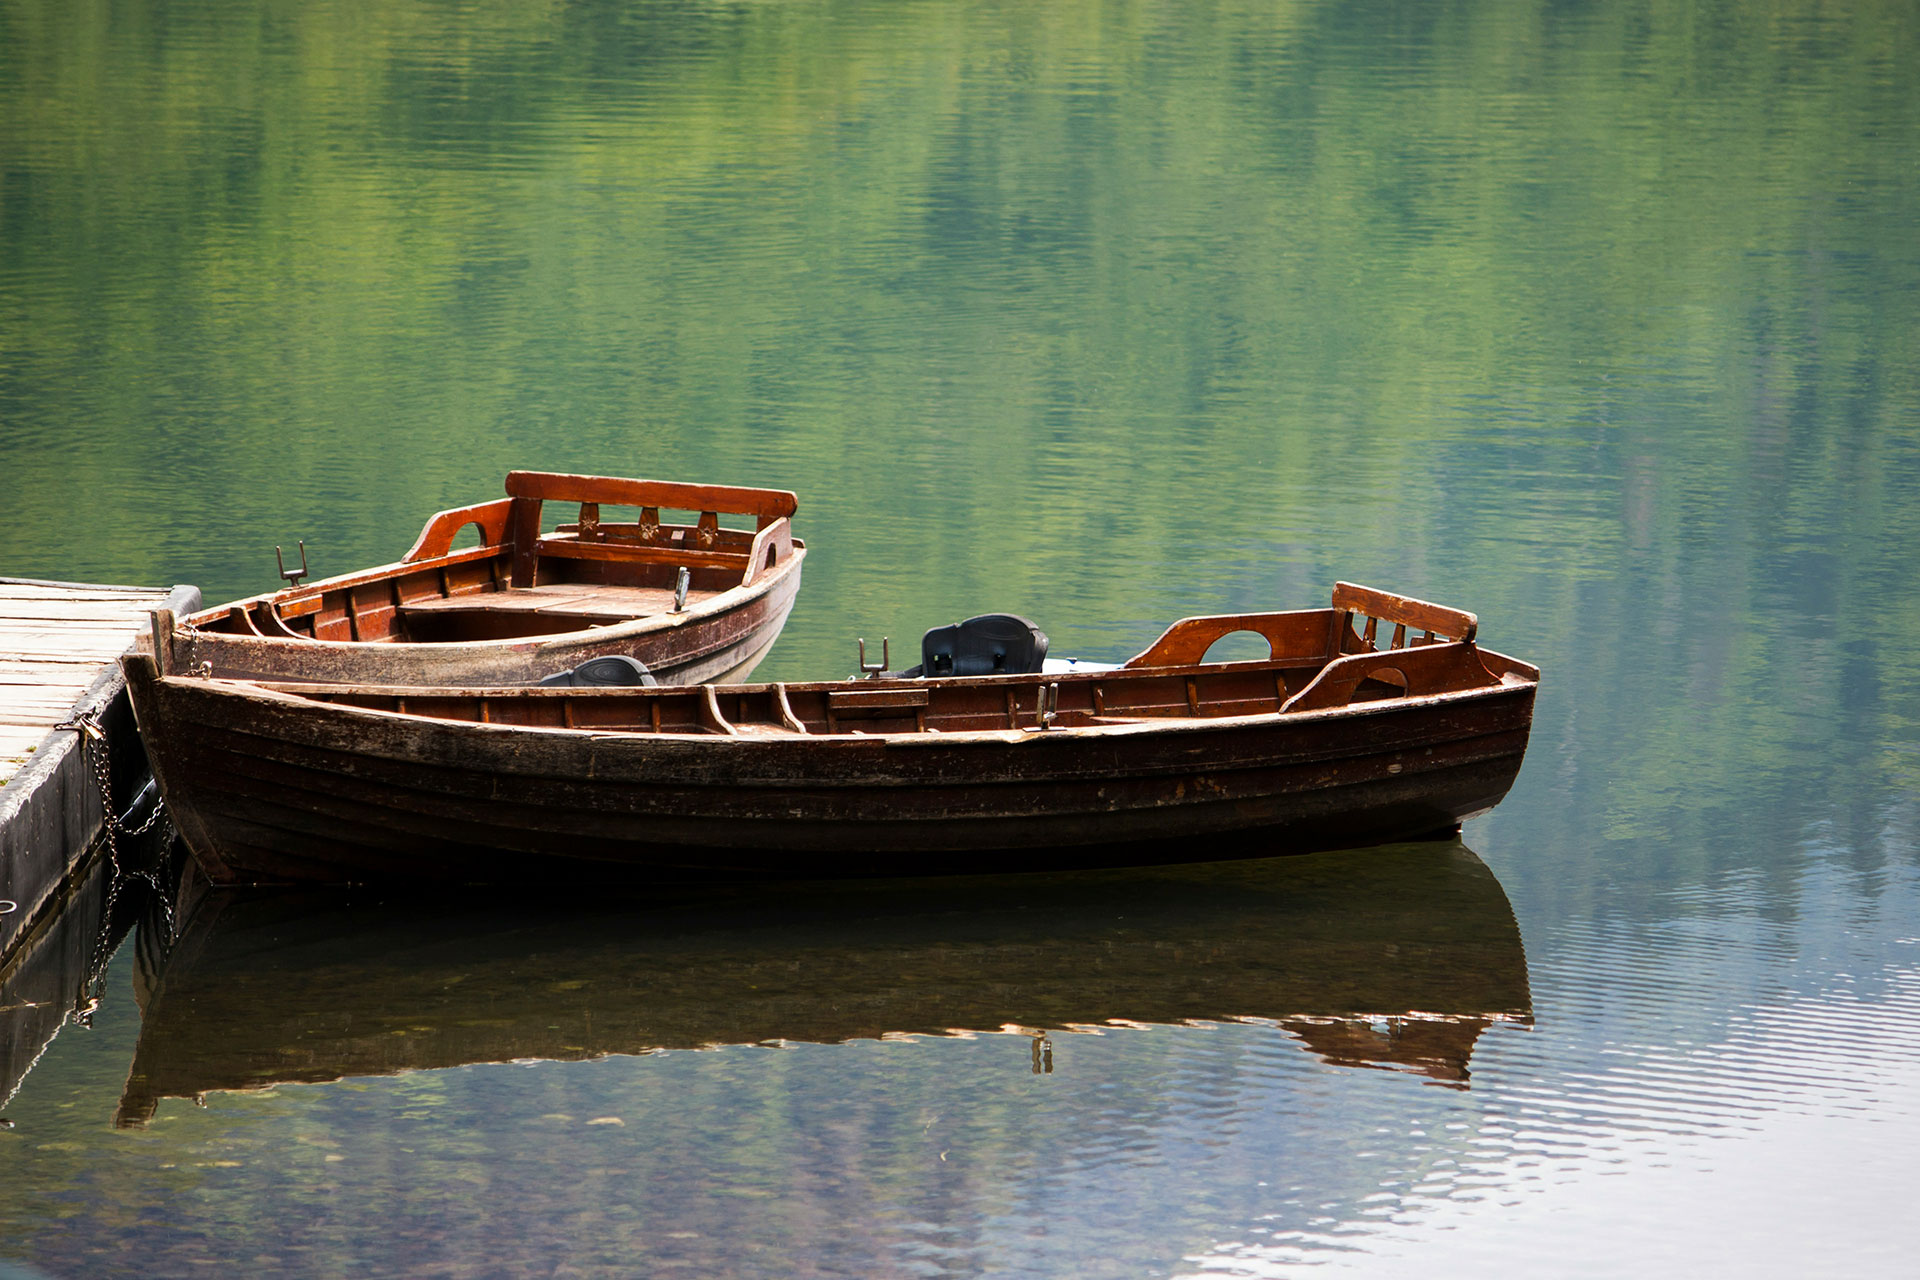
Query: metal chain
xmin=58 ymin=712 xmax=169 ymax=838
xmin=52 ymin=711 xmax=178 ymax=1018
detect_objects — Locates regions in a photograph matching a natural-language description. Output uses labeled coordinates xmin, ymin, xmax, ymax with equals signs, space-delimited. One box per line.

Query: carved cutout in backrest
xmin=1125 ymin=609 xmax=1336 ymax=669
xmin=403 ymin=499 xmax=515 ymax=563
xmin=1200 ymin=631 xmax=1275 ymax=664
xmin=741 ymin=518 xmax=794 ymax=588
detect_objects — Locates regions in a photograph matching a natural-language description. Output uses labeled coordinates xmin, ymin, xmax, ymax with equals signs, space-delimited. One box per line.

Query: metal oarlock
xmin=275 ymin=540 xmax=308 ymax=587
xmin=858 ymin=637 xmax=890 ymax=678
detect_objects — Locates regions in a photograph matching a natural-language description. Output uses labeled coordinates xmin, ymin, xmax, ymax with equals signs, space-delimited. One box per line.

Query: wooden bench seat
xmin=396 ymin=584 xmax=717 ymax=621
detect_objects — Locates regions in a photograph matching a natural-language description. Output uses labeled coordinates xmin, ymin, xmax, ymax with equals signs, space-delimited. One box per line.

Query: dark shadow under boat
xmin=114 ymin=838 xmax=1532 ymax=1127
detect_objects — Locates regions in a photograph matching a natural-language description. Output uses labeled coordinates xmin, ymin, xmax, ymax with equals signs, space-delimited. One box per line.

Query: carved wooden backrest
xmin=402 ymin=499 xmax=514 ymax=563
xmin=1123 ymin=609 xmax=1335 ymax=669
xmin=503 ymin=471 xmax=797 ymax=528
xmin=1329 ymin=582 xmax=1477 ymax=653
xmin=501 ymin=472 xmax=801 ymax=589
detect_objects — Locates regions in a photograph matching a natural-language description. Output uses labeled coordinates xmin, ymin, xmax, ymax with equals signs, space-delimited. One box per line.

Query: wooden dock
xmin=1 ymin=577 xmax=200 ymax=961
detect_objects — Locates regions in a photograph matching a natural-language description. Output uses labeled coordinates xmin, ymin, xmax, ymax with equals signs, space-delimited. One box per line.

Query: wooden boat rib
xmin=124 ymin=583 xmax=1540 ymax=885
xmin=167 ymin=470 xmax=806 ymax=686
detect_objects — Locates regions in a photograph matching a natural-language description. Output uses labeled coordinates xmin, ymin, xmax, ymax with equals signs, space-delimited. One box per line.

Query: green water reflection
xmin=2 ymin=0 xmax=1917 ymax=1274
xmin=9 ymin=844 xmax=1531 ymax=1275
xmin=114 ymin=845 xmax=1529 ymax=1124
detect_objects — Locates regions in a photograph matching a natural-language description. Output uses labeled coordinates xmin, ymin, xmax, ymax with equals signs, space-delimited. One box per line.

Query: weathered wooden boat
xmin=113 ymin=842 xmax=1532 ymax=1125
xmin=124 ymin=583 xmax=1539 ymax=885
xmin=166 ymin=470 xmax=805 ymax=686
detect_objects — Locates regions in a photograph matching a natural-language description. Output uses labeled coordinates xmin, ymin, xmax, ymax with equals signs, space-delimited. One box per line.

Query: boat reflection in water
xmin=114 ymin=839 xmax=1531 ymax=1127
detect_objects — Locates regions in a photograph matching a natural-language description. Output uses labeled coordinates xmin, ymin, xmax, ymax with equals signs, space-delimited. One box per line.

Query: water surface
xmin=2 ymin=0 xmax=1917 ymax=1275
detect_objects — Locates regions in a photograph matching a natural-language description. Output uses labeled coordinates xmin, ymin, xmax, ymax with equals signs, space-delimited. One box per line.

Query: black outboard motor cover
xmin=921 ymin=614 xmax=1049 ymax=677
xmin=537 ymin=655 xmax=658 ymax=687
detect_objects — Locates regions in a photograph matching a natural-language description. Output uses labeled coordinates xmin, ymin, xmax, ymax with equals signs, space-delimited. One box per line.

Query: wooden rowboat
xmin=167 ymin=470 xmax=805 ymax=686
xmin=124 ymin=583 xmax=1538 ymax=886
xmin=114 ymin=842 xmax=1532 ymax=1125
xmin=128 ymin=584 xmax=1537 ymax=884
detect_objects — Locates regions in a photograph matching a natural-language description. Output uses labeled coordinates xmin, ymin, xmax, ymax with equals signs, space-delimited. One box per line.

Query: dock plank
xmin=0 ymin=659 xmax=120 ymax=677
xmin=0 ymin=587 xmax=168 ymax=602
xmin=0 ymin=725 xmax=47 ymax=760
xmin=0 ymin=579 xmax=176 ymax=786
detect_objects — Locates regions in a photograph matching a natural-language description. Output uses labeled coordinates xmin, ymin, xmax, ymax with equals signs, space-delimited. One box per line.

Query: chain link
xmin=52 ymin=711 xmax=178 ymax=1017
xmin=57 ymin=712 xmax=169 ymax=838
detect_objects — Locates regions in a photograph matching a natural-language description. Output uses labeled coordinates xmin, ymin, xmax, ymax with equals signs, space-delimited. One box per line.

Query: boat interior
xmin=283 ymin=584 xmax=1538 ymax=736
xmin=187 ymin=472 xmax=801 ymax=644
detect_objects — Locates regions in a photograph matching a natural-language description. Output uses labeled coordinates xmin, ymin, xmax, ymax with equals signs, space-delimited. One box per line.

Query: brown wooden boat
xmin=166 ymin=470 xmax=805 ymax=686
xmin=113 ymin=842 xmax=1533 ymax=1126
xmin=124 ymin=583 xmax=1538 ymax=885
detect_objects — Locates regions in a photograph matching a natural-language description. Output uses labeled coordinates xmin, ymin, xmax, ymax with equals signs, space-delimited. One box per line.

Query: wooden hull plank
xmin=127 ymin=596 xmax=1540 ymax=885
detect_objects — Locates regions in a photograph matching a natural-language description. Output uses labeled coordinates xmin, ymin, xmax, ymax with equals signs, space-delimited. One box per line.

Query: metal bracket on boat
xmin=1033 ymin=682 xmax=1060 ymax=730
xmin=672 ymin=566 xmax=690 ymax=613
xmin=275 ymin=540 xmax=308 ymax=587
xmin=857 ymin=637 xmax=890 ymax=679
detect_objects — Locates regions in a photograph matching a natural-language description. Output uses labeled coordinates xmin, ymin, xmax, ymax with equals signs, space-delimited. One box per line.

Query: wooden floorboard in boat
xmin=0 ymin=579 xmax=175 ymax=784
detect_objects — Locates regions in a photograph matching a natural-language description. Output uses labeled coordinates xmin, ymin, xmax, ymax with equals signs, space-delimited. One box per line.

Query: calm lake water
xmin=3 ymin=0 xmax=1917 ymax=1275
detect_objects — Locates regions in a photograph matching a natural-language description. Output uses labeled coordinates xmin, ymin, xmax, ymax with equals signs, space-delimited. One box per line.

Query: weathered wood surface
xmin=0 ymin=579 xmax=180 ymax=785
xmin=126 ymin=584 xmax=1542 ymax=886
xmin=1331 ymin=581 xmax=1477 ymax=644
xmin=503 ymin=470 xmax=799 ymax=525
xmin=169 ymin=561 xmax=800 ymax=687
xmin=171 ymin=471 xmax=806 ymax=687
xmin=393 ymin=582 xmax=703 ymax=618
xmin=2 ymin=578 xmax=201 ymax=963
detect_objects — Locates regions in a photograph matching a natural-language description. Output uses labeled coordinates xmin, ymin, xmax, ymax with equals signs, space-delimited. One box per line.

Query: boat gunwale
xmin=165 ymin=643 xmax=1538 ymax=750
xmin=179 ymin=542 xmax=808 ymax=654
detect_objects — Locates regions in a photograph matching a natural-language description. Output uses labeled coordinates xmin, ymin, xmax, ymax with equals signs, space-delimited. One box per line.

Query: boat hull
xmin=173 ymin=553 xmax=802 ymax=688
xmin=171 ymin=470 xmax=808 ymax=687
xmin=126 ymin=657 xmax=1536 ymax=885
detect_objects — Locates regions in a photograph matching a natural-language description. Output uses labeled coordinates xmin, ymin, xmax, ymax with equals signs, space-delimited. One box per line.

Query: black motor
xmin=904 ymin=614 xmax=1050 ymax=678
xmin=537 ymin=655 xmax=658 ymax=687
